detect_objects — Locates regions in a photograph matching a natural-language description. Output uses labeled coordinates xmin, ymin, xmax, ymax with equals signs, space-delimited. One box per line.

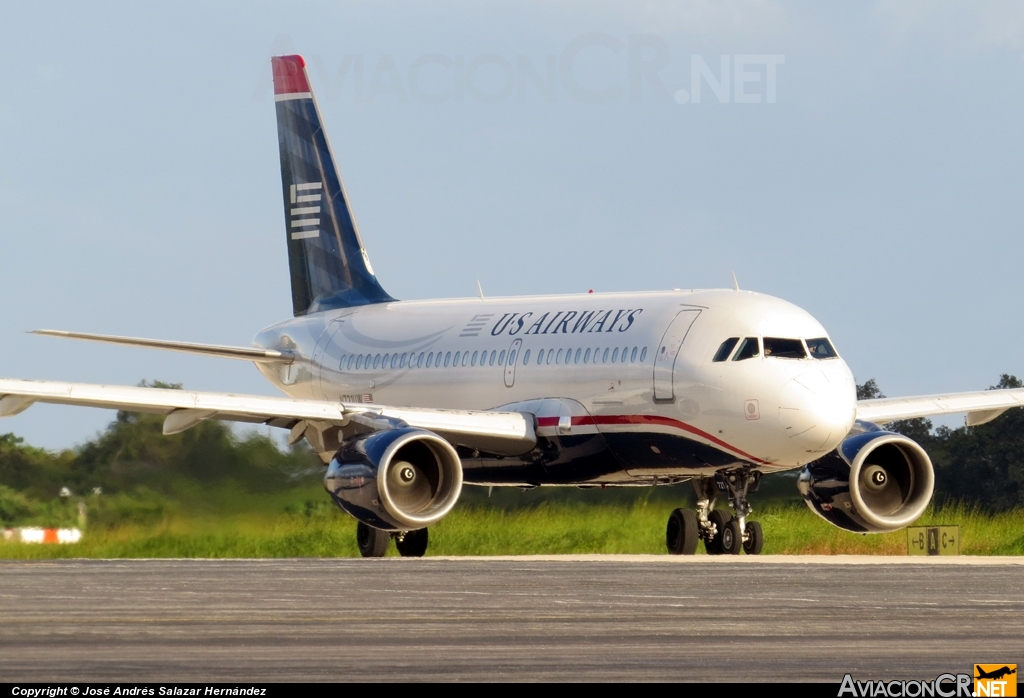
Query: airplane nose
xmin=779 ymin=368 xmax=856 ymax=457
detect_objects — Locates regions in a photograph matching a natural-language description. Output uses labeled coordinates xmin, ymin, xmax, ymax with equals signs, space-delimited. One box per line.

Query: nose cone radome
xmin=779 ymin=366 xmax=857 ymax=460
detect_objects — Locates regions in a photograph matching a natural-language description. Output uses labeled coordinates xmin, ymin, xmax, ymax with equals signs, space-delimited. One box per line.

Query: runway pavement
xmin=1 ymin=557 xmax=1021 ymax=682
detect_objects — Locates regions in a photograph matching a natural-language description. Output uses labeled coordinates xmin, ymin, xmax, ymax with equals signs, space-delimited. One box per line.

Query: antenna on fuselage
xmin=476 ymin=279 xmax=485 ymax=300
xmin=731 ymin=271 xmax=740 ymax=291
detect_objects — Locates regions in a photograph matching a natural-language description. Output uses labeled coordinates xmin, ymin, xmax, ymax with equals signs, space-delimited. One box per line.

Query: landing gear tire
xmin=356 ymin=522 xmax=390 ymax=558
xmin=705 ymin=509 xmax=732 ymax=555
xmin=743 ymin=520 xmax=763 ymax=555
xmin=666 ymin=509 xmax=698 ymax=555
xmin=720 ymin=519 xmax=743 ymax=555
xmin=396 ymin=528 xmax=429 ymax=558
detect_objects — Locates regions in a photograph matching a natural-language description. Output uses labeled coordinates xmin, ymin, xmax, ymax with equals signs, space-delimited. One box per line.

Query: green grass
xmin=2 ymin=499 xmax=1022 ymax=558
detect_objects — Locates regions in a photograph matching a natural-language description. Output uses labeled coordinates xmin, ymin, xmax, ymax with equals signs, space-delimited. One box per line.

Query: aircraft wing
xmin=0 ymin=379 xmax=536 ymax=457
xmin=857 ymin=388 xmax=1024 ymax=427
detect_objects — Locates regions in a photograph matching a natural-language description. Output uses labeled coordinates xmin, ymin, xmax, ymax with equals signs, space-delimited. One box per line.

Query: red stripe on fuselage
xmin=535 ymin=414 xmax=768 ymax=465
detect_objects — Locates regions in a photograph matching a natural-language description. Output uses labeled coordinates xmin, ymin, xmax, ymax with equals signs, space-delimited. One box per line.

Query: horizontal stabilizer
xmin=32 ymin=330 xmax=294 ymax=364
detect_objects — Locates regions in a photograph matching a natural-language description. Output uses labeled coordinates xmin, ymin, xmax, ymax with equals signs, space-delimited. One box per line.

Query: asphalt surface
xmin=1 ymin=557 xmax=1021 ymax=682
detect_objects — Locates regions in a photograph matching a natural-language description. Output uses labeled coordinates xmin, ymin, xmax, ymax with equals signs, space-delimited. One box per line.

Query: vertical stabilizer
xmin=272 ymin=55 xmax=395 ymax=315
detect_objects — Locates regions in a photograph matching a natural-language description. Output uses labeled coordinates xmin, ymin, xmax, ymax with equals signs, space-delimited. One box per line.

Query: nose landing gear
xmin=665 ymin=469 xmax=764 ymax=555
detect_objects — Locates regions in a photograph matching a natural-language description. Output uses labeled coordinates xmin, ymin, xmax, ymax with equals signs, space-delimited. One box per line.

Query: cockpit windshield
xmin=806 ymin=337 xmax=838 ymax=359
xmin=712 ymin=338 xmax=740 ymax=362
xmin=732 ymin=337 xmax=760 ymax=361
xmin=763 ymin=338 xmax=806 ymax=359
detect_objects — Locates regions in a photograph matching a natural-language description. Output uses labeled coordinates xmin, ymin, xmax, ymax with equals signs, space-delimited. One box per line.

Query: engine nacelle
xmin=797 ymin=429 xmax=934 ymax=533
xmin=324 ymin=427 xmax=463 ymax=531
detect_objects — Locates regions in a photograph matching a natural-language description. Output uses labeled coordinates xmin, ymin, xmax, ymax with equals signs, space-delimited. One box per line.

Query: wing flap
xmin=856 ymin=388 xmax=1024 ymax=424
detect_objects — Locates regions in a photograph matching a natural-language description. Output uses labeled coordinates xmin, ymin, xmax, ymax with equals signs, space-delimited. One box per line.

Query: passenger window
xmin=630 ymin=347 xmax=638 ymax=363
xmin=602 ymin=348 xmax=610 ymax=363
xmin=444 ymin=352 xmax=451 ymax=367
xmin=574 ymin=348 xmax=581 ymax=364
xmin=523 ymin=349 xmax=531 ymax=365
xmin=382 ymin=354 xmax=390 ymax=369
xmin=391 ymin=354 xmax=399 ymax=369
xmin=453 ymin=351 xmax=461 ymax=367
xmin=537 ymin=349 xmax=544 ymax=365
xmin=556 ymin=349 xmax=563 ymax=364
xmin=417 ymin=352 xmax=424 ymax=368
xmin=584 ymin=348 xmax=592 ymax=363
xmin=426 ymin=352 xmax=434 ymax=368
xmin=546 ymin=349 xmax=554 ymax=365
xmin=620 ymin=347 xmax=627 ymax=362
xmin=339 ymin=354 xmax=346 ymax=370
xmin=713 ymin=338 xmax=740 ymax=362
xmin=489 ymin=350 xmax=497 ymax=366
xmin=640 ymin=347 xmax=647 ymax=362
xmin=470 ymin=350 xmax=478 ymax=366
xmin=733 ymin=338 xmax=760 ymax=361
xmin=498 ymin=350 xmax=506 ymax=364
xmin=806 ymin=337 xmax=838 ymax=359
xmin=508 ymin=350 xmax=517 ymax=365
xmin=462 ymin=352 xmax=469 ymax=367
xmin=763 ymin=337 xmax=806 ymax=359
xmin=356 ymin=355 xmax=363 ymax=370
xmin=611 ymin=348 xmax=619 ymax=363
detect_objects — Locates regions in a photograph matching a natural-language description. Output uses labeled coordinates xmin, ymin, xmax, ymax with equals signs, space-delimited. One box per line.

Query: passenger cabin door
xmin=653 ymin=309 xmax=701 ymax=402
xmin=311 ymin=318 xmax=346 ymax=400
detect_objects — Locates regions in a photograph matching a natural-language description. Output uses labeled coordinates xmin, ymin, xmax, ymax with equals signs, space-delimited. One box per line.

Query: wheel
xmin=720 ymin=519 xmax=743 ymax=555
xmin=666 ymin=509 xmax=698 ymax=555
xmin=743 ymin=520 xmax=763 ymax=555
xmin=396 ymin=528 xmax=429 ymax=558
xmin=704 ymin=509 xmax=732 ymax=555
xmin=356 ymin=522 xmax=390 ymax=557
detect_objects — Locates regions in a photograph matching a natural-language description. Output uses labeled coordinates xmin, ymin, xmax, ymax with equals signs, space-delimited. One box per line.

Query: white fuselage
xmin=253 ymin=289 xmax=857 ymax=483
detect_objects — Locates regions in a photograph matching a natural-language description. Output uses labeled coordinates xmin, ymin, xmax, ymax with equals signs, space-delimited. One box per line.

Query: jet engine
xmin=324 ymin=427 xmax=463 ymax=531
xmin=797 ymin=428 xmax=934 ymax=533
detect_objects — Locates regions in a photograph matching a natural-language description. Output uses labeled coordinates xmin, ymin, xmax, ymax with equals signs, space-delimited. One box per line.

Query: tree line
xmin=1 ymin=376 xmax=1022 ymax=527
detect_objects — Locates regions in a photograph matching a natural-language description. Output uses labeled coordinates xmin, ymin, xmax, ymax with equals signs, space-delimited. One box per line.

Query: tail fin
xmin=272 ymin=55 xmax=395 ymax=315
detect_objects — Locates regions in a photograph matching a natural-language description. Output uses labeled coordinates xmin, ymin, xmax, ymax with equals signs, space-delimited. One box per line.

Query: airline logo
xmin=460 ymin=314 xmax=495 ymax=338
xmin=290 ymin=182 xmax=323 ymax=240
xmin=490 ymin=309 xmax=644 ymax=337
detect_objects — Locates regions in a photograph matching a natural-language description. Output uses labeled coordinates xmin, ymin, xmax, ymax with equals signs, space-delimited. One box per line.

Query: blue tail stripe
xmin=276 ymin=89 xmax=394 ymax=315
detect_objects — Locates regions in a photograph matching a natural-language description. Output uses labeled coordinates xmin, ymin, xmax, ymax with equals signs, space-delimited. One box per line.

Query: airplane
xmin=2 ymin=54 xmax=1023 ymax=557
xmin=975 ymin=667 xmax=1016 ymax=681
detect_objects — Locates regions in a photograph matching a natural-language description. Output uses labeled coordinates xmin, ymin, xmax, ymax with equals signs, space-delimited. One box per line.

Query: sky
xmin=1 ymin=1 xmax=1022 ymax=450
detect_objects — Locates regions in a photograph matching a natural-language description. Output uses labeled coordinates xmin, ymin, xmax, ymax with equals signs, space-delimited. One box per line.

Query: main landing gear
xmin=356 ymin=522 xmax=429 ymax=558
xmin=666 ymin=469 xmax=764 ymax=556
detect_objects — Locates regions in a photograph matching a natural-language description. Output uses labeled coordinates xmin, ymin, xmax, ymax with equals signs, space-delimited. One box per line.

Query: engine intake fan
xmin=797 ymin=429 xmax=934 ymax=533
xmin=324 ymin=427 xmax=463 ymax=531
